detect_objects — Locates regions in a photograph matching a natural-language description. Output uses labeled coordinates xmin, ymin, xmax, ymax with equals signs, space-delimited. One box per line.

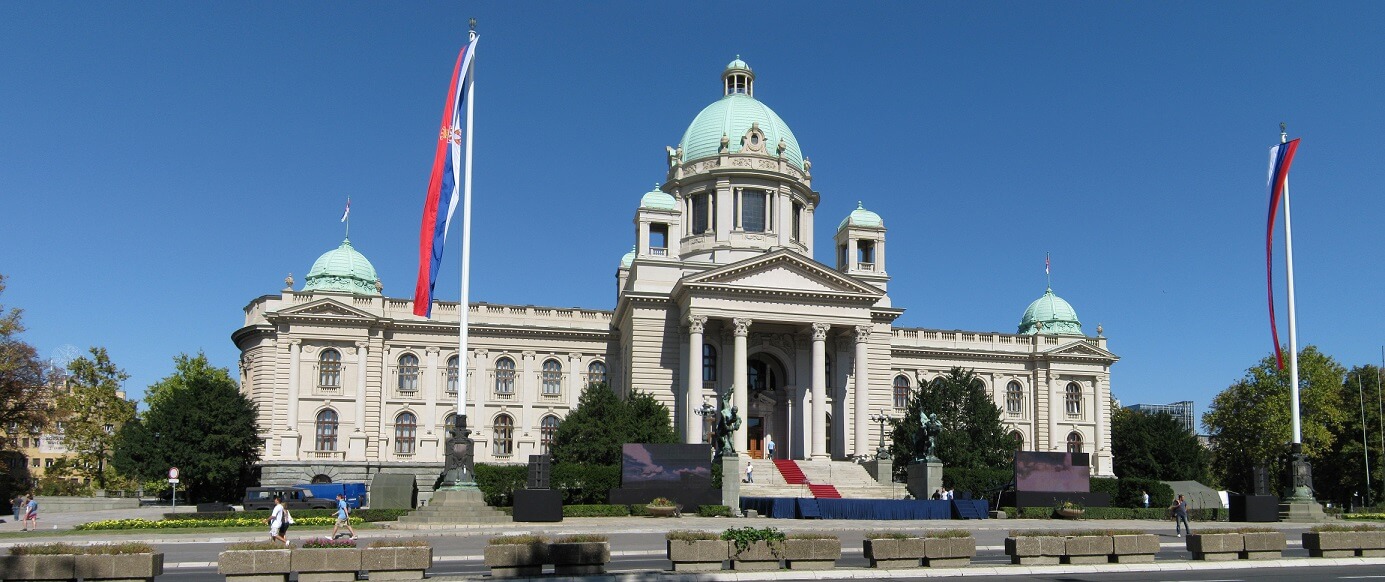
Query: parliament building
xmin=233 ymin=59 xmax=1119 ymax=497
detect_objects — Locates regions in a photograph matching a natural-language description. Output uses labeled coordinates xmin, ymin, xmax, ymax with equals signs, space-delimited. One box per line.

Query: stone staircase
xmin=393 ymin=487 xmax=510 ymax=527
xmin=740 ymin=459 xmax=908 ymax=500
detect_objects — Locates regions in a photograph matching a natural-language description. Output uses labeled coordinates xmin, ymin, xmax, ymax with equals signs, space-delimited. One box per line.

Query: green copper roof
xmin=838 ymin=201 xmax=883 ymax=230
xmin=640 ymin=185 xmax=677 ymax=210
xmin=303 ymin=238 xmax=380 ymax=296
xmin=1018 ymin=288 xmax=1082 ymax=335
xmin=726 ymin=56 xmax=751 ymax=72
xmin=679 ymin=61 xmax=803 ymax=171
xmin=619 ymin=245 xmax=635 ymax=268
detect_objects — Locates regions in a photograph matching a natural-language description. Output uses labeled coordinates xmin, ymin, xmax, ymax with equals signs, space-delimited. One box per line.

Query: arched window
xmin=1010 ymin=430 xmax=1024 ymax=451
xmin=394 ymin=412 xmax=417 ymax=454
xmin=702 ymin=344 xmax=717 ymax=382
xmin=314 ymin=409 xmax=338 ymax=451
xmin=1006 ymin=381 xmax=1023 ymax=414
xmin=494 ymin=357 xmax=515 ymax=395
xmin=892 ymin=375 xmax=910 ymax=409
xmin=1065 ymin=382 xmax=1082 ymax=415
xmin=587 ymin=361 xmax=607 ymax=386
xmin=493 ymin=414 xmax=514 ymax=456
xmin=540 ymin=415 xmax=559 ymax=454
xmin=1067 ymin=431 xmax=1084 ymax=454
xmin=542 ymin=359 xmax=563 ymax=395
xmin=443 ymin=413 xmax=456 ymax=433
xmin=445 ymin=355 xmax=459 ymax=394
xmin=318 ymin=349 xmax=341 ymax=387
xmin=397 ymin=354 xmax=419 ymax=392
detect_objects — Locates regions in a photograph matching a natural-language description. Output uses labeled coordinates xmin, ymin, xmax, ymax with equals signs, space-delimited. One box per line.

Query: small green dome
xmin=640 ymin=185 xmax=677 ymax=210
xmin=1019 ymin=288 xmax=1083 ymax=335
xmin=303 ymin=238 xmax=380 ymax=296
xmin=838 ymin=201 xmax=883 ymax=229
xmin=679 ymin=60 xmax=803 ymax=171
xmin=619 ymin=245 xmax=635 ymax=268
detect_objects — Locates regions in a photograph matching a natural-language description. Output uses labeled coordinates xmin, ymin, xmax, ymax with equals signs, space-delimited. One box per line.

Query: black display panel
xmin=1014 ymin=451 xmax=1090 ymax=492
xmin=620 ymin=443 xmax=713 ymax=488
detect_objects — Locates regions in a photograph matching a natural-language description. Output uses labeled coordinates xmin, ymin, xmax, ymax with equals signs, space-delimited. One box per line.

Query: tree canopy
xmin=59 ymin=347 xmax=136 ymax=488
xmin=889 ymin=367 xmax=1011 ymax=475
xmin=1111 ymin=407 xmax=1208 ymax=481
xmin=1203 ymin=346 xmax=1347 ymax=495
xmin=548 ymin=383 xmax=677 ymax=466
xmin=1314 ymin=365 xmax=1385 ymax=507
xmin=112 ymin=353 xmax=260 ymax=503
xmin=0 ymin=274 xmax=54 ymax=437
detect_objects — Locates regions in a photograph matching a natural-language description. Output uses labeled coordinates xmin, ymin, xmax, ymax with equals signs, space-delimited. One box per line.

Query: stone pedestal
xmin=905 ymin=460 xmax=943 ymax=500
xmin=396 ymin=487 xmax=508 ymax=525
xmin=721 ymin=455 xmax=741 ymax=513
xmin=865 ymin=459 xmax=894 ymax=486
xmin=1279 ymin=450 xmax=1327 ymax=522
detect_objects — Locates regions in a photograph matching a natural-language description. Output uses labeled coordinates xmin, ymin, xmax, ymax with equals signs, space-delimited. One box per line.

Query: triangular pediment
xmin=679 ymin=250 xmax=884 ymax=299
xmin=275 ymin=298 xmax=377 ymax=320
xmin=1047 ymin=340 xmax=1118 ymax=360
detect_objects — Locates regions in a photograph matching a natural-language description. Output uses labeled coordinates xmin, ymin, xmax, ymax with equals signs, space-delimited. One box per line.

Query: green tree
xmin=549 ymin=383 xmax=676 ymax=466
xmin=112 ymin=353 xmax=260 ymax=503
xmin=0 ymin=274 xmax=54 ymax=433
xmin=1111 ymin=407 xmax=1208 ymax=481
xmin=889 ymin=367 xmax=1011 ymax=476
xmin=59 ymin=347 xmax=136 ymax=488
xmin=1315 ymin=365 xmax=1385 ymax=507
xmin=1203 ymin=346 xmax=1347 ymax=495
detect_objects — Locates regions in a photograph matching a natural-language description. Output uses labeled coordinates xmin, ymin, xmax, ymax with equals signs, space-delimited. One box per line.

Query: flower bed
xmin=75 ymin=516 xmax=358 ymax=530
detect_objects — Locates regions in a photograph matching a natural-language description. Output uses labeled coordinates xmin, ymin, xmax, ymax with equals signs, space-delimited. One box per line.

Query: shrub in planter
xmin=697 ymin=504 xmax=732 ymax=517
xmin=75 ymin=543 xmax=163 ymax=582
xmin=1004 ymin=531 xmax=1065 ymax=565
xmin=363 ymin=539 xmax=433 ymax=581
xmin=484 ymin=535 xmax=548 ymax=578
xmin=646 ymin=497 xmax=679 ymax=517
xmin=550 ymin=534 xmax=610 ymax=575
xmin=782 ymin=533 xmax=840 ymax=571
xmin=3 ymin=544 xmax=82 ymax=582
xmin=292 ymin=538 xmax=362 ymax=582
xmin=666 ymin=531 xmax=728 ymax=572
xmin=1057 ymin=530 xmax=1113 ymax=565
xmin=1185 ymin=529 xmax=1245 ymax=561
xmin=1110 ymin=531 xmax=1160 ymax=563
xmin=1240 ymin=529 xmax=1285 ymax=560
xmin=721 ymin=527 xmax=785 ymax=571
xmin=863 ymin=532 xmax=924 ymax=569
xmin=219 ymin=542 xmax=293 ymax=582
xmin=922 ymin=530 xmax=975 ymax=567
xmin=1305 ymin=525 xmax=1385 ymax=558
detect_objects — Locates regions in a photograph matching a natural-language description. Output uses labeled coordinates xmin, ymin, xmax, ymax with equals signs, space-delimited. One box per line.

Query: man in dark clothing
xmin=1170 ymin=494 xmax=1191 ymax=537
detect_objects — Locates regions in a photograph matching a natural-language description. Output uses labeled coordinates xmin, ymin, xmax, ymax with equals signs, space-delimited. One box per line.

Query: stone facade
xmin=234 ymin=59 xmax=1118 ymax=497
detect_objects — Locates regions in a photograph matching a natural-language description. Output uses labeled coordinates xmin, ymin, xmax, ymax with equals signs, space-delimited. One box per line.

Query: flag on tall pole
xmin=1265 ymin=132 xmax=1300 ymax=370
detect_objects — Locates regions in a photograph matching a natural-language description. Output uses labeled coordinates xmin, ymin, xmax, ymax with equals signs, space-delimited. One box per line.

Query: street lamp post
xmin=868 ymin=412 xmax=893 ymax=459
xmin=694 ymin=400 xmax=717 ymax=456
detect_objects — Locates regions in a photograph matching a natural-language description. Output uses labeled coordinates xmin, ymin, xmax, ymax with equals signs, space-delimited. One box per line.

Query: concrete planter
xmin=361 ymin=546 xmax=432 ymax=580
xmin=1186 ymin=533 xmax=1243 ymax=561
xmin=75 ymin=553 xmax=164 ymax=582
xmin=782 ymin=539 xmax=840 ymax=570
xmin=863 ymin=538 xmax=924 ymax=568
xmin=549 ymin=542 xmax=609 ymax=576
xmin=646 ymin=505 xmax=678 ymax=517
xmin=217 ymin=549 xmax=292 ymax=582
xmin=666 ymin=539 xmax=729 ymax=572
xmin=1304 ymin=531 xmax=1361 ymax=558
xmin=924 ymin=537 xmax=976 ymax=567
xmin=1062 ymin=535 xmax=1114 ymax=565
xmin=1110 ymin=534 xmax=1160 ymax=563
xmin=729 ymin=540 xmax=784 ymax=571
xmin=1364 ymin=531 xmax=1385 ymax=557
xmin=1004 ymin=536 xmax=1065 ymax=565
xmin=482 ymin=543 xmax=547 ymax=578
xmin=291 ymin=548 xmax=362 ymax=582
xmin=0 ymin=555 xmax=77 ymax=582
xmin=1240 ymin=531 xmax=1286 ymax=560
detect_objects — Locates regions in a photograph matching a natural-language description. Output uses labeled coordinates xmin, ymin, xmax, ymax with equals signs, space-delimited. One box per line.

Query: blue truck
xmin=295 ymin=483 xmax=368 ymax=509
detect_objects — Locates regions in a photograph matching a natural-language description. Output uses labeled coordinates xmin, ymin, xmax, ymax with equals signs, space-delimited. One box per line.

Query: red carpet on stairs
xmin=807 ymin=484 xmax=842 ymax=499
xmin=773 ymin=459 xmax=807 ymax=484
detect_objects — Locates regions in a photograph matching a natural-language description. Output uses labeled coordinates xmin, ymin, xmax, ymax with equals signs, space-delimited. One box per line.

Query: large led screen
xmin=620 ymin=444 xmax=713 ymax=489
xmin=1014 ymin=451 xmax=1091 ymax=492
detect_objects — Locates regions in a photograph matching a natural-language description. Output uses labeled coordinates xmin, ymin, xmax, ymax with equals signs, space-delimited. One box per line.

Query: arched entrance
xmin=746 ymin=353 xmax=788 ymax=459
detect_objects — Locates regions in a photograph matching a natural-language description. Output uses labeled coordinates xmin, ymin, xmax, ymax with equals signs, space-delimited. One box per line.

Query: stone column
xmin=811 ymin=323 xmax=829 ymax=460
xmin=854 ymin=325 xmax=871 ymax=458
xmin=282 ymin=340 xmax=302 ymax=459
xmin=732 ymin=318 xmax=751 ymax=453
xmin=687 ymin=315 xmax=707 ymax=444
xmin=420 ymin=348 xmax=440 ymax=459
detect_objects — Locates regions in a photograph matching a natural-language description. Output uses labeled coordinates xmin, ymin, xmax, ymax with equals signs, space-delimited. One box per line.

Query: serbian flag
xmin=413 ymin=37 xmax=478 ymax=317
xmin=1265 ymin=138 xmax=1300 ymax=369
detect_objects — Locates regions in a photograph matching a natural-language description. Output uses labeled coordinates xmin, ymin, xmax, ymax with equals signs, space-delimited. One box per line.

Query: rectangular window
xmin=792 ymin=202 xmax=802 ymax=241
xmin=742 ymin=191 xmax=766 ymax=232
xmin=692 ymin=194 xmax=709 ymax=234
xmin=650 ymin=224 xmax=668 ymax=256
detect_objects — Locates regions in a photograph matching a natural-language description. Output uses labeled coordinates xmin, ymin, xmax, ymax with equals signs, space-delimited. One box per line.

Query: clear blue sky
xmin=3 ymin=2 xmax=1383 ymax=426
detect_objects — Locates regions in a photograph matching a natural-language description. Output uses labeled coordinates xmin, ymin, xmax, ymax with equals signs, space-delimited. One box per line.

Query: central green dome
xmin=678 ymin=59 xmax=804 ymax=171
xmin=303 ymin=238 xmax=380 ymax=296
xmin=1018 ymin=288 xmax=1082 ymax=335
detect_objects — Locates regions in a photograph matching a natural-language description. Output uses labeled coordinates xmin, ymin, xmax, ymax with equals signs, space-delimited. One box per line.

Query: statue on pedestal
xmin=713 ymin=391 xmax=742 ymax=459
xmin=439 ymin=416 xmax=476 ymax=488
xmin=912 ymin=410 xmax=942 ymax=464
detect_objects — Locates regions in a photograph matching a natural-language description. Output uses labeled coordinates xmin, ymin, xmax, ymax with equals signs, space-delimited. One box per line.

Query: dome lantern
xmin=679 ymin=58 xmax=804 ymax=170
xmin=722 ymin=55 xmax=754 ymax=97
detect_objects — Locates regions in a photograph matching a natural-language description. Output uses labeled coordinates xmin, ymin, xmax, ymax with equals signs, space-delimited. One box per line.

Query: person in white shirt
xmin=943 ymin=487 xmax=954 ymax=500
xmin=268 ymin=496 xmax=293 ymax=546
xmin=745 ymin=461 xmax=754 ymax=483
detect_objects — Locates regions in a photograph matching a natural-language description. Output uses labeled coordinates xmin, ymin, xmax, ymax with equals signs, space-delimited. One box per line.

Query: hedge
xmin=161 ymin=509 xmax=409 ymax=522
xmin=474 ymin=463 xmax=620 ymax=507
xmin=999 ymin=506 xmax=1225 ymax=521
xmin=1088 ymin=477 xmax=1174 ymax=509
xmin=941 ymin=468 xmax=1012 ymax=497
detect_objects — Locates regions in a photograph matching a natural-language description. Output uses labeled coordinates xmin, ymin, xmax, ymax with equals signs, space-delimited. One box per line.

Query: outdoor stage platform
xmin=740 ymin=497 xmax=989 ymax=520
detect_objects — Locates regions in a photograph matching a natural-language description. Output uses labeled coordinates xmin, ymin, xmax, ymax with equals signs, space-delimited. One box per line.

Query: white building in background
xmin=234 ymin=59 xmax=1118 ymax=496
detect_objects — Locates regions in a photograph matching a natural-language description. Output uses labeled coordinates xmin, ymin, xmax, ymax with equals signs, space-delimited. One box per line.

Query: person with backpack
xmin=331 ymin=493 xmax=357 ymax=540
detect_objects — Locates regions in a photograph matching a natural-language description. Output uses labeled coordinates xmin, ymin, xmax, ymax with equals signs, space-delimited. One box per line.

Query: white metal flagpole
xmin=1282 ymin=127 xmax=1302 ymax=446
xmin=457 ymin=27 xmax=477 ymax=432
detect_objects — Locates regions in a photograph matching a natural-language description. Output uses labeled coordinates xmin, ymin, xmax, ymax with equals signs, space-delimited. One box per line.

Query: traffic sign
xmin=169 ymin=467 xmax=179 ymax=479
xmin=168 ymin=478 xmax=179 ymax=484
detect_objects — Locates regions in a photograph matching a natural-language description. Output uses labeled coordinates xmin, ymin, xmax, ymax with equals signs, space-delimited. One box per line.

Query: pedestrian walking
xmin=1170 ymin=494 xmax=1191 ymax=537
xmin=268 ymin=496 xmax=294 ymax=546
xmin=22 ymin=495 xmax=37 ymax=531
xmin=1142 ymin=490 xmax=1150 ymax=508
xmin=331 ymin=494 xmax=357 ymax=540
xmin=765 ymin=435 xmax=776 ymax=459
